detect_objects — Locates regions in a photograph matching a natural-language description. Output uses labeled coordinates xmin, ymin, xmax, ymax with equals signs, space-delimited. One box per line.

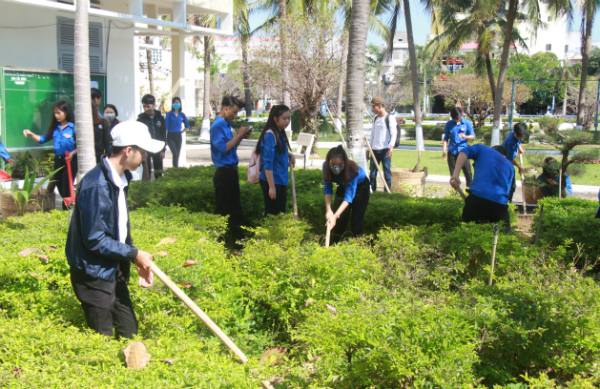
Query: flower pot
xmin=391 ymin=168 xmax=428 ymax=196
xmin=0 ymin=190 xmax=55 ymax=218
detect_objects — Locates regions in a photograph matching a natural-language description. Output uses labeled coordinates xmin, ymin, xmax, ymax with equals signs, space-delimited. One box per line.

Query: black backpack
xmin=374 ymin=114 xmax=401 ymax=148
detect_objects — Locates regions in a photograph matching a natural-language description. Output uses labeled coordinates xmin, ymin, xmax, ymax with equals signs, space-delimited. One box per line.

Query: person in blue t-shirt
xmin=323 ymin=145 xmax=370 ymax=244
xmin=501 ymin=122 xmax=527 ymax=202
xmin=442 ymin=107 xmax=475 ymax=187
xmin=534 ymin=156 xmax=572 ymax=198
xmin=255 ymin=105 xmax=296 ymax=216
xmin=0 ymin=140 xmax=14 ymax=165
xmin=210 ymin=96 xmax=250 ymax=246
xmin=450 ymin=144 xmax=515 ymax=232
xmin=595 ymin=189 xmax=600 ymax=219
xmin=165 ymin=97 xmax=190 ymax=168
xmin=23 ymin=100 xmax=78 ymax=210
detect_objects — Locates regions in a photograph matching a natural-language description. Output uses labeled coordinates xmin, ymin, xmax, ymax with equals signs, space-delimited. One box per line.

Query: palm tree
xmin=74 ymin=0 xmax=95 ymax=176
xmin=346 ymin=0 xmax=370 ymax=157
xmin=279 ymin=0 xmax=291 ymax=109
xmin=190 ymin=14 xmax=216 ymax=141
xmin=234 ymin=0 xmax=256 ymax=118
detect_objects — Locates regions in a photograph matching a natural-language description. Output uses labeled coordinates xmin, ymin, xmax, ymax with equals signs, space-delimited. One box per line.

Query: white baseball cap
xmin=111 ymin=121 xmax=164 ymax=154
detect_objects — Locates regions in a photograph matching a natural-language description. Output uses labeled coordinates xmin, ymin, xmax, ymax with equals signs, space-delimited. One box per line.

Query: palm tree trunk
xmin=145 ymin=36 xmax=155 ymax=95
xmin=199 ymin=36 xmax=211 ymax=141
xmin=336 ymin=37 xmax=348 ymax=129
xmin=345 ymin=0 xmax=369 ymax=171
xmin=279 ymin=0 xmax=290 ymax=109
xmin=485 ymin=51 xmax=496 ymax=102
xmin=491 ymin=0 xmax=517 ymax=146
xmin=563 ymin=84 xmax=568 ymax=116
xmin=242 ymin=37 xmax=253 ymax=118
xmin=404 ymin=0 xmax=423 ymax=150
xmin=74 ymin=0 xmax=95 ymax=177
xmin=577 ymin=9 xmax=593 ymax=128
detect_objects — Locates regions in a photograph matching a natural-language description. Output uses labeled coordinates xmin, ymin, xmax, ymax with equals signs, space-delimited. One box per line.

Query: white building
xmin=0 ymin=0 xmax=232 ymax=152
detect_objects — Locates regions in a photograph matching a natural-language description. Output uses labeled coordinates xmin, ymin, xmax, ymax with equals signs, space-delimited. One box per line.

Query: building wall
xmin=0 ymin=2 xmax=137 ymax=120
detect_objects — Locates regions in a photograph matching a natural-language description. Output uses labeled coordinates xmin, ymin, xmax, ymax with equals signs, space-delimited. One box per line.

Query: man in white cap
xmin=65 ymin=121 xmax=164 ymax=339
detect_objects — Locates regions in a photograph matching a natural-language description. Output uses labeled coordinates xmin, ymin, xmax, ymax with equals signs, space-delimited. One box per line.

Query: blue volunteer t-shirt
xmin=537 ymin=173 xmax=573 ymax=196
xmin=462 ymin=144 xmax=514 ymax=205
xmin=38 ymin=122 xmax=77 ymax=157
xmin=502 ymin=131 xmax=522 ymax=161
xmin=166 ymin=111 xmax=190 ymax=133
xmin=323 ymin=163 xmax=368 ymax=204
xmin=259 ymin=131 xmax=289 ymax=186
xmin=0 ymin=140 xmax=12 ymax=162
xmin=443 ymin=118 xmax=475 ymax=155
xmin=210 ymin=116 xmax=238 ymax=167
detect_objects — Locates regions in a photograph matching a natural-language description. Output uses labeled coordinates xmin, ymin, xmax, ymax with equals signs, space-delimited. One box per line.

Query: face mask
xmin=330 ymin=164 xmax=344 ymax=175
xmin=172 ymin=104 xmax=181 ymax=110
xmin=105 ymin=113 xmax=116 ymax=122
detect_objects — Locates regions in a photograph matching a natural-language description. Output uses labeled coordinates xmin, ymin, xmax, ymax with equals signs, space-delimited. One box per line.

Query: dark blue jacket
xmin=65 ymin=158 xmax=138 ymax=282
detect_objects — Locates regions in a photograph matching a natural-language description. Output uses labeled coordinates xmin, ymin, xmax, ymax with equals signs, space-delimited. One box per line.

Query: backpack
xmin=373 ymin=114 xmax=401 ymax=148
xmin=248 ymin=129 xmax=292 ymax=184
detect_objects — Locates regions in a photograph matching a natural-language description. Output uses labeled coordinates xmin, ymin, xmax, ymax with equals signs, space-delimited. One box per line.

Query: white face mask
xmin=105 ymin=113 xmax=116 ymax=122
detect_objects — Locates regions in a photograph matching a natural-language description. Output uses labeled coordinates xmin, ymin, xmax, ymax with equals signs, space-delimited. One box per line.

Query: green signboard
xmin=0 ymin=67 xmax=106 ymax=152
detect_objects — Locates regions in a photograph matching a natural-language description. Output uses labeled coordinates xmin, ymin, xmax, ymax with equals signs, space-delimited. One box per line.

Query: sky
xmin=248 ymin=0 xmax=600 ymax=48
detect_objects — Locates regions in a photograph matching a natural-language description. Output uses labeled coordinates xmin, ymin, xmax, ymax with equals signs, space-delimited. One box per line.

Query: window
xmin=57 ymin=17 xmax=104 ymax=73
xmin=150 ymin=49 xmax=162 ymax=64
xmin=565 ymin=45 xmax=569 ymax=53
xmin=546 ymin=44 xmax=552 ymax=52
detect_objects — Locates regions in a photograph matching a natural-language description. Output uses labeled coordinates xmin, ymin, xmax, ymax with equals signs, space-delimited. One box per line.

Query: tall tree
xmin=576 ymin=4 xmax=595 ymax=128
xmin=346 ymin=0 xmax=370 ymax=164
xmin=145 ymin=36 xmax=155 ymax=95
xmin=234 ymin=0 xmax=255 ymax=117
xmin=279 ymin=0 xmax=291 ymax=109
xmin=74 ymin=0 xmax=95 ymax=176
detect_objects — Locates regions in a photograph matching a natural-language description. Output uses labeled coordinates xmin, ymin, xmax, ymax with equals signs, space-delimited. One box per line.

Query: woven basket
xmin=1 ymin=190 xmax=56 ymax=218
xmin=391 ymin=168 xmax=428 ymax=196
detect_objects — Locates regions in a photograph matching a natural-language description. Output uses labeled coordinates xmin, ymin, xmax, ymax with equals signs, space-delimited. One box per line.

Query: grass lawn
xmin=400 ymin=139 xmax=600 ymax=151
xmin=313 ymin=148 xmax=600 ymax=186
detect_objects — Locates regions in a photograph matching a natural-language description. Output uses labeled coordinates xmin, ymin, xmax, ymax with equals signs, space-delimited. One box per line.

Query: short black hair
xmin=111 ymin=145 xmax=142 ymax=156
xmin=104 ymin=104 xmax=119 ymax=117
xmin=514 ymin=122 xmax=527 ymax=137
xmin=91 ymin=88 xmax=102 ymax=100
xmin=221 ymin=95 xmax=244 ymax=109
xmin=142 ymin=94 xmax=156 ymax=105
xmin=492 ymin=145 xmax=507 ymax=156
xmin=450 ymin=107 xmax=462 ymax=121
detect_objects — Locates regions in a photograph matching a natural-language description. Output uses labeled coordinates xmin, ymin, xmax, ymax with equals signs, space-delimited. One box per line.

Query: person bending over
xmin=535 ymin=157 xmax=572 ymax=198
xmin=502 ymin=122 xmax=527 ymax=202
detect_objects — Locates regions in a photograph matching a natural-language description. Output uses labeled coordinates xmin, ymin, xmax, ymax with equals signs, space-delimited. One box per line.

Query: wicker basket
xmin=391 ymin=168 xmax=428 ymax=196
xmin=1 ymin=190 xmax=56 ymax=218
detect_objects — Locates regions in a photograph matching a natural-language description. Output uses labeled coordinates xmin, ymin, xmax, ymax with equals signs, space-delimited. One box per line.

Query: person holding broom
xmin=323 ymin=145 xmax=370 ymax=244
xmin=65 ymin=121 xmax=164 ymax=339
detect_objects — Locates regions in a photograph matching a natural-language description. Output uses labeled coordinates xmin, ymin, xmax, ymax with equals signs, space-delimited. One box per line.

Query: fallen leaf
xmin=305 ymin=298 xmax=315 ymax=307
xmin=121 ymin=341 xmax=151 ymax=369
xmin=198 ymin=237 xmax=206 ymax=243
xmin=183 ymin=260 xmax=197 ymax=268
xmin=152 ymin=251 xmax=168 ymax=257
xmin=18 ymin=248 xmax=40 ymax=256
xmin=157 ymin=237 xmax=177 ymax=245
xmin=326 ymin=304 xmax=337 ymax=313
xmin=38 ymin=255 xmax=49 ymax=264
xmin=43 ymin=246 xmax=58 ymax=251
xmin=260 ymin=347 xmax=287 ymax=366
xmin=11 ymin=368 xmax=22 ymax=377
xmin=177 ymin=281 xmax=192 ymax=289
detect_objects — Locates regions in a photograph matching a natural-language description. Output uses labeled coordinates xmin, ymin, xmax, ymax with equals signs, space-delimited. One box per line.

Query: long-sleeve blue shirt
xmin=210 ymin=116 xmax=238 ymax=167
xmin=38 ymin=122 xmax=77 ymax=157
xmin=537 ymin=173 xmax=573 ymax=196
xmin=462 ymin=144 xmax=514 ymax=205
xmin=501 ymin=131 xmax=522 ymax=161
xmin=595 ymin=189 xmax=599 ymax=218
xmin=259 ymin=131 xmax=289 ymax=185
xmin=0 ymin=140 xmax=12 ymax=162
xmin=323 ymin=163 xmax=368 ymax=204
xmin=166 ymin=111 xmax=190 ymax=133
xmin=443 ymin=118 xmax=475 ymax=155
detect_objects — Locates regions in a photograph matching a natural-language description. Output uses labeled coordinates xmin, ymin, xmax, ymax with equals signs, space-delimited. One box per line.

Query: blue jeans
xmin=369 ymin=149 xmax=392 ymax=192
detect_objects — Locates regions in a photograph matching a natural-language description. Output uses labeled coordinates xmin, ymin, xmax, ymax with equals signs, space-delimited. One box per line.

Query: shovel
xmin=450 ymin=178 xmax=467 ymax=201
xmin=363 ymin=137 xmax=391 ymax=193
xmin=290 ymin=165 xmax=298 ymax=220
xmin=150 ymin=263 xmax=275 ymax=389
xmin=325 ymin=224 xmax=332 ymax=247
xmin=519 ymin=153 xmax=527 ymax=216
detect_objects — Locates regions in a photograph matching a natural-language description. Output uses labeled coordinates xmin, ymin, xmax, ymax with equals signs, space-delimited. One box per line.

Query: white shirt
xmin=104 ymin=157 xmax=128 ymax=244
xmin=370 ymin=114 xmax=397 ymax=150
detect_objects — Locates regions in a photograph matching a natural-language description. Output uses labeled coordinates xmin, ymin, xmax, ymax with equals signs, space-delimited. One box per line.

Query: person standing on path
xmin=137 ymin=94 xmax=167 ymax=180
xmin=442 ymin=107 xmax=475 ymax=187
xmin=66 ymin=121 xmax=164 ymax=339
xmin=367 ymin=96 xmax=396 ymax=192
xmin=501 ymin=122 xmax=527 ymax=202
xmin=255 ymin=105 xmax=296 ymax=216
xmin=324 ymin=145 xmax=371 ymax=244
xmin=450 ymin=144 xmax=515 ymax=232
xmin=165 ymin=97 xmax=190 ymax=168
xmin=210 ymin=96 xmax=250 ymax=247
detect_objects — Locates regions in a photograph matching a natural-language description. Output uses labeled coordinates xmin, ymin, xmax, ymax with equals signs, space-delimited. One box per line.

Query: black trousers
xmin=260 ymin=179 xmax=287 ymax=216
xmin=167 ymin=132 xmax=183 ymax=168
xmin=332 ymin=178 xmax=370 ymax=244
xmin=462 ymin=192 xmax=511 ymax=233
xmin=447 ymin=152 xmax=473 ymax=187
xmin=508 ymin=175 xmax=517 ymax=202
xmin=53 ymin=155 xmax=78 ymax=210
xmin=71 ymin=275 xmax=138 ymax=339
xmin=213 ymin=167 xmax=244 ymax=240
xmin=146 ymin=153 xmax=163 ymax=179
